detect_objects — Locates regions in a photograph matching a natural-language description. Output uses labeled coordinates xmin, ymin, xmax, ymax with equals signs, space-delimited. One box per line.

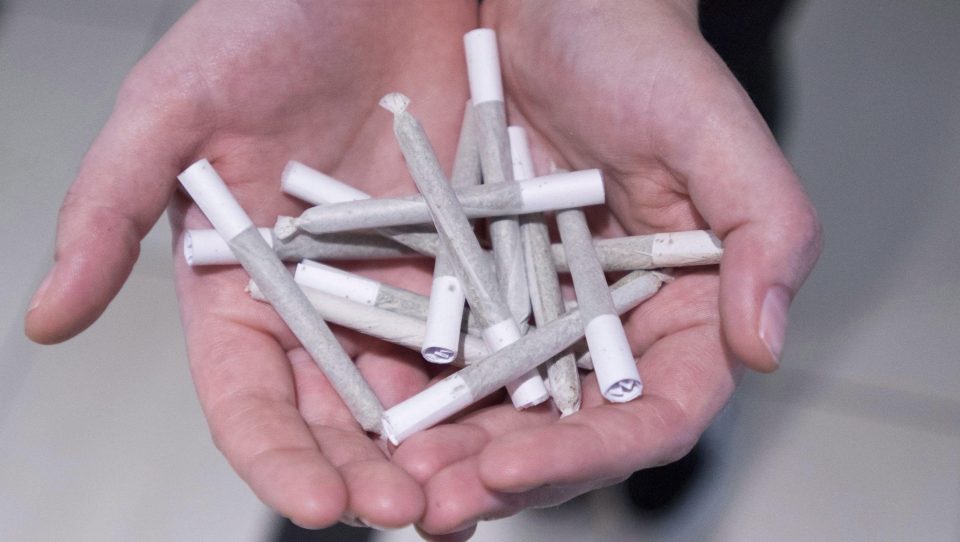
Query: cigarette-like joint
xmin=379 ymin=92 xmax=411 ymax=115
xmin=273 ymin=215 xmax=300 ymax=240
xmin=421 ymin=275 xmax=467 ymax=364
xmin=519 ymin=169 xmax=606 ymax=212
xmin=381 ymin=374 xmax=474 ymax=445
xmin=294 ymin=260 xmax=381 ymax=307
xmin=584 ymin=314 xmax=642 ymax=403
xmin=282 ymin=161 xmax=370 ymax=205
xmin=464 ymin=28 xmax=504 ymax=104
xmin=184 ymin=227 xmax=272 ymax=266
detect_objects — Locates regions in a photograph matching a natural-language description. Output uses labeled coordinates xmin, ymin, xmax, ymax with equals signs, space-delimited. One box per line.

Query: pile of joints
xmin=176 ymin=29 xmax=722 ymax=445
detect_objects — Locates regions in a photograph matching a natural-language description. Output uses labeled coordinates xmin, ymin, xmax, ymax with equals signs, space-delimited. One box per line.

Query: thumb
xmin=669 ymin=66 xmax=822 ymax=372
xmin=25 ymin=88 xmax=197 ymax=344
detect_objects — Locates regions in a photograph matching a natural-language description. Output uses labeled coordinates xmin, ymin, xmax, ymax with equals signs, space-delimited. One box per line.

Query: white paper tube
xmin=282 ymin=160 xmax=370 ymax=204
xmin=584 ymin=314 xmax=642 ymax=402
xmin=518 ymin=169 xmax=605 ymax=213
xmin=178 ymin=160 xmax=254 ymax=239
xmin=294 ymin=260 xmax=381 ymax=306
xmin=422 ymin=275 xmax=467 ymax=364
xmin=464 ymin=29 xmax=504 ymax=104
xmin=381 ymin=375 xmax=475 ymax=445
xmin=177 ymin=159 xmax=383 ymax=432
xmin=480 ymin=318 xmax=549 ymax=408
xmin=184 ymin=227 xmax=272 ymax=266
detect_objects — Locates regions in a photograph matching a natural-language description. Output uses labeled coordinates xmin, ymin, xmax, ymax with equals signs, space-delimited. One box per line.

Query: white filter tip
xmin=518 ymin=169 xmax=606 ymax=213
xmin=505 ymin=369 xmax=550 ymax=409
xmin=184 ymin=227 xmax=272 ymax=266
xmin=584 ymin=314 xmax=642 ymax=403
xmin=481 ymin=318 xmax=522 ymax=351
xmin=464 ymin=28 xmax=504 ymax=104
xmin=379 ymin=92 xmax=410 ymax=115
xmin=294 ymin=260 xmax=381 ymax=306
xmin=282 ymin=161 xmax=371 ymax=205
xmin=605 ymin=379 xmax=643 ymax=402
xmin=422 ymin=275 xmax=467 ymax=364
xmin=177 ymin=159 xmax=253 ymax=240
xmin=380 ymin=374 xmax=474 ymax=445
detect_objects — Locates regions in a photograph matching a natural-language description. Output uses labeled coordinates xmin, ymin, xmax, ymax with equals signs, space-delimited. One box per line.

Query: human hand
xmin=24 ymin=0 xmax=479 ymax=529
xmin=393 ymin=0 xmax=822 ymax=537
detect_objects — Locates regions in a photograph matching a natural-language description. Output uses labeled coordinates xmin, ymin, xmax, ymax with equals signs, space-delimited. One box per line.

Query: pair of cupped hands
xmin=24 ymin=0 xmax=820 ymax=539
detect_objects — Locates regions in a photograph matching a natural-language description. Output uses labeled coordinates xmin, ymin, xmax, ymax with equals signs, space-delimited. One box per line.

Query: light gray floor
xmin=1 ymin=1 xmax=958 ymax=541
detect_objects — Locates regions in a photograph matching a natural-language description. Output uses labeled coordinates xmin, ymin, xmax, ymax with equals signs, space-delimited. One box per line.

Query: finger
xmin=416 ymin=524 xmax=476 ymax=542
xmin=289 ymin=349 xmax=427 ymax=528
xmin=478 ymin=321 xmax=737 ymax=493
xmin=392 ymin=402 xmax=556 ymax=484
xmin=24 ymin=85 xmax=198 ymax=344
xmin=660 ymin=55 xmax=822 ymax=372
xmin=418 ymin=456 xmax=610 ymax=536
xmin=188 ymin=318 xmax=347 ymax=528
xmin=392 ymin=424 xmax=491 ymax=484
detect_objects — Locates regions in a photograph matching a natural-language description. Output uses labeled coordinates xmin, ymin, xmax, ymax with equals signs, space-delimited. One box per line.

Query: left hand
xmin=392 ymin=1 xmax=822 ymax=538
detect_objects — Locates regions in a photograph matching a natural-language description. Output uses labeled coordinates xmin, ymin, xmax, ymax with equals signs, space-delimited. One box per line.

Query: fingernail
xmin=759 ymin=286 xmax=791 ymax=365
xmin=28 ymin=270 xmax=54 ymax=312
